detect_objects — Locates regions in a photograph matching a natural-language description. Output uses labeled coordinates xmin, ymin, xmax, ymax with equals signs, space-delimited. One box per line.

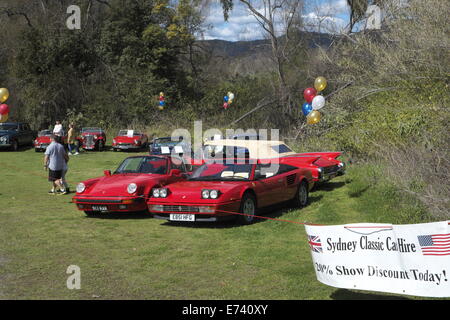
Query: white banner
xmin=305 ymin=221 xmax=450 ymax=297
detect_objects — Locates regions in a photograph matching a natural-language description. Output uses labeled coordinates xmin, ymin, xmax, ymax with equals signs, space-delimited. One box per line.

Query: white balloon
xmin=312 ymin=95 xmax=325 ymax=110
xmin=228 ymin=92 xmax=235 ymax=101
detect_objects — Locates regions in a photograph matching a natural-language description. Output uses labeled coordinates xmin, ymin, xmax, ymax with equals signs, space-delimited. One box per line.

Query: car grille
xmin=163 ymin=205 xmax=200 ymax=213
xmin=85 ymin=135 xmax=94 ymax=145
xmin=323 ymin=165 xmax=339 ymax=174
xmin=119 ymin=143 xmax=131 ymax=147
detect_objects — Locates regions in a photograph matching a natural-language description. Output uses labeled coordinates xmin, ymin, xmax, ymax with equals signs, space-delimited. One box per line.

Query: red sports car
xmin=34 ymin=130 xmax=62 ymax=152
xmin=148 ymin=159 xmax=314 ymax=224
xmin=112 ymin=129 xmax=148 ymax=151
xmin=72 ymin=155 xmax=189 ymax=216
xmin=79 ymin=127 xmax=106 ymax=151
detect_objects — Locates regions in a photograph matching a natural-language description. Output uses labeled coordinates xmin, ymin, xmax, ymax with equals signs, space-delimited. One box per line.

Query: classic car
xmin=79 ymin=127 xmax=106 ymax=151
xmin=34 ymin=129 xmax=69 ymax=152
xmin=72 ymin=155 xmax=189 ymax=216
xmin=149 ymin=136 xmax=192 ymax=156
xmin=0 ymin=122 xmax=35 ymax=151
xmin=112 ymin=129 xmax=148 ymax=151
xmin=200 ymin=139 xmax=345 ymax=183
xmin=148 ymin=158 xmax=314 ymax=224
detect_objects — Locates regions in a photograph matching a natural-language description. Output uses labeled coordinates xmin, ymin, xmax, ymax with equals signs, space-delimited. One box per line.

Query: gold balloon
xmin=158 ymin=106 xmax=164 ymax=111
xmin=314 ymin=77 xmax=327 ymax=92
xmin=306 ymin=110 xmax=321 ymax=124
xmin=159 ymin=92 xmax=164 ymax=97
xmin=0 ymin=113 xmax=8 ymax=123
xmin=0 ymin=88 xmax=9 ymax=103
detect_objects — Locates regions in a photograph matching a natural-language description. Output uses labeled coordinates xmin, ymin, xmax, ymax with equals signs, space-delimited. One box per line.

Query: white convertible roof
xmin=204 ymin=139 xmax=297 ymax=159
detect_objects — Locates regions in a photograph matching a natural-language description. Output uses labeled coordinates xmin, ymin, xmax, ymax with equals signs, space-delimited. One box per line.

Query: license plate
xmin=92 ymin=205 xmax=108 ymax=212
xmin=170 ymin=214 xmax=195 ymax=222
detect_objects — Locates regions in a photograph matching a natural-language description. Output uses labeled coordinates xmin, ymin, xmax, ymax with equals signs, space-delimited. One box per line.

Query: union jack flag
xmin=417 ymin=233 xmax=450 ymax=256
xmin=308 ymin=235 xmax=322 ymax=253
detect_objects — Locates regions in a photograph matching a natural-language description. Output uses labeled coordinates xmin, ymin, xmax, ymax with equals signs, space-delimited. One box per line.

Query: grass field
xmin=0 ymin=146 xmax=433 ymax=300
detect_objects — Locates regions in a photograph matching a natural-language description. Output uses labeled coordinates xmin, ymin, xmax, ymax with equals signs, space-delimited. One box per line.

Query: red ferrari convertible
xmin=148 ymin=159 xmax=314 ymax=224
xmin=72 ymin=155 xmax=189 ymax=216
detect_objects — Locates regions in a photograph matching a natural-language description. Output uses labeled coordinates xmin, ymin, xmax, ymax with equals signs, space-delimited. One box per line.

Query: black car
xmin=0 ymin=122 xmax=35 ymax=151
xmin=149 ymin=136 xmax=191 ymax=156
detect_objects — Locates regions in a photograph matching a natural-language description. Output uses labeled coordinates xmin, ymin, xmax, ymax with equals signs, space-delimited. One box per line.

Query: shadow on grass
xmin=331 ymin=289 xmax=410 ymax=300
xmin=314 ymin=181 xmax=347 ymax=192
xmin=84 ymin=211 xmax=153 ymax=219
xmin=348 ymin=185 xmax=370 ymax=198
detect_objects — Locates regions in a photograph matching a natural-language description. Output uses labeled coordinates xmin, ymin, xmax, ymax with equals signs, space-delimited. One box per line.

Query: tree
xmin=219 ymin=0 xmax=304 ymax=116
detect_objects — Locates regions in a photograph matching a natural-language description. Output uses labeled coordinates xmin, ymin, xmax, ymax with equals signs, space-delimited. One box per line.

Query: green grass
xmin=0 ymin=147 xmax=434 ymax=299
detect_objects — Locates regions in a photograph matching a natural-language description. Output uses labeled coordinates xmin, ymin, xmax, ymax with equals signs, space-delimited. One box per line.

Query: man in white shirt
xmin=53 ymin=120 xmax=64 ymax=136
xmin=44 ymin=134 xmax=69 ymax=194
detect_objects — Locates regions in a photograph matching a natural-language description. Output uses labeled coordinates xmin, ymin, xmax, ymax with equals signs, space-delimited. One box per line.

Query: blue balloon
xmin=224 ymin=96 xmax=229 ymax=102
xmin=302 ymin=102 xmax=313 ymax=116
xmin=159 ymin=100 xmax=165 ymax=106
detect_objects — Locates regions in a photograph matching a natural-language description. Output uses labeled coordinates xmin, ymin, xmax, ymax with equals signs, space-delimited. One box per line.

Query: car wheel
xmin=237 ymin=193 xmax=257 ymax=225
xmin=11 ymin=140 xmax=18 ymax=151
xmin=293 ymin=180 xmax=309 ymax=208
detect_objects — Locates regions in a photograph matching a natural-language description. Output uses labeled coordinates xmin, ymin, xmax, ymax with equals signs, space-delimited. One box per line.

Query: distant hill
xmin=195 ymin=31 xmax=339 ymax=75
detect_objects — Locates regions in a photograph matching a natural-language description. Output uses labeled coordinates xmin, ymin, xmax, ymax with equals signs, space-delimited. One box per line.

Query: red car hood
xmin=159 ymin=180 xmax=245 ymax=203
xmin=36 ymin=136 xmax=51 ymax=143
xmin=114 ymin=136 xmax=139 ymax=143
xmin=86 ymin=174 xmax=163 ymax=196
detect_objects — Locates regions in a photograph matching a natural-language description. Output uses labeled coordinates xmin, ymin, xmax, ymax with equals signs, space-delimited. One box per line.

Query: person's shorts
xmin=48 ymin=169 xmax=63 ymax=182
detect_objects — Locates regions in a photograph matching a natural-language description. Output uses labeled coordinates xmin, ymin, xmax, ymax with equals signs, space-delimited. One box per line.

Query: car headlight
xmin=134 ymin=139 xmax=139 ymax=145
xmin=0 ymin=136 xmax=7 ymax=142
xmin=201 ymin=189 xmax=210 ymax=199
xmin=159 ymin=188 xmax=168 ymax=198
xmin=209 ymin=190 xmax=219 ymax=199
xmin=76 ymin=183 xmax=86 ymax=193
xmin=152 ymin=188 xmax=168 ymax=198
xmin=127 ymin=183 xmax=137 ymax=194
xmin=93 ymin=135 xmax=97 ymax=139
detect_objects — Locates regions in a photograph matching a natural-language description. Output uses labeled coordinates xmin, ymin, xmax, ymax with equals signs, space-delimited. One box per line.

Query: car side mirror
xmin=104 ymin=170 xmax=111 ymax=176
xmin=170 ymin=169 xmax=181 ymax=176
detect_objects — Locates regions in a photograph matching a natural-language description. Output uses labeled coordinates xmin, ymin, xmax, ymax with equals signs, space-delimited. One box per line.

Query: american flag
xmin=308 ymin=235 xmax=322 ymax=253
xmin=417 ymin=233 xmax=450 ymax=256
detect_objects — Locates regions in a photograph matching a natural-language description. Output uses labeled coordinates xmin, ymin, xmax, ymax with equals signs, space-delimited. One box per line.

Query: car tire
xmin=237 ymin=193 xmax=257 ymax=225
xmin=293 ymin=180 xmax=309 ymax=208
xmin=11 ymin=140 xmax=18 ymax=151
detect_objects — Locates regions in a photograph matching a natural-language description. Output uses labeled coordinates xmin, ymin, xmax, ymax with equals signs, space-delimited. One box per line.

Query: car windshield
xmin=154 ymin=137 xmax=181 ymax=146
xmin=38 ymin=130 xmax=52 ymax=137
xmin=118 ymin=130 xmax=141 ymax=136
xmin=115 ymin=156 xmax=168 ymax=174
xmin=82 ymin=128 xmax=102 ymax=133
xmin=189 ymin=163 xmax=253 ymax=181
xmin=0 ymin=124 xmax=18 ymax=131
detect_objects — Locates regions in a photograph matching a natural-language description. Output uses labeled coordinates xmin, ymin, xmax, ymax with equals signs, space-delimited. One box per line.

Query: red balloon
xmin=0 ymin=104 xmax=9 ymax=115
xmin=303 ymin=88 xmax=317 ymax=103
xmin=159 ymin=96 xmax=165 ymax=101
xmin=223 ymin=102 xmax=229 ymax=109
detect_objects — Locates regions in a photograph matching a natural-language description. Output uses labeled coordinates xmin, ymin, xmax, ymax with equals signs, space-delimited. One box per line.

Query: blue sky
xmin=199 ymin=0 xmax=351 ymax=41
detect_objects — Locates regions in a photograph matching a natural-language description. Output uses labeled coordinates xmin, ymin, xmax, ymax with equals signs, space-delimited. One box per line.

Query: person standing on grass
xmin=55 ymin=135 xmax=70 ymax=193
xmin=53 ymin=120 xmax=64 ymax=137
xmin=67 ymin=123 xmax=79 ymax=155
xmin=44 ymin=134 xmax=69 ymax=195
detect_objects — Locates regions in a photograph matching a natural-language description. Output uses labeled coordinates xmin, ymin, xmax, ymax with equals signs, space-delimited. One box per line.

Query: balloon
xmin=228 ymin=92 xmax=235 ymax=101
xmin=159 ymin=92 xmax=164 ymax=97
xmin=159 ymin=96 xmax=165 ymax=101
xmin=303 ymin=87 xmax=317 ymax=103
xmin=0 ymin=88 xmax=9 ymax=103
xmin=159 ymin=100 xmax=165 ymax=106
xmin=301 ymin=102 xmax=313 ymax=116
xmin=158 ymin=106 xmax=164 ymax=111
xmin=224 ymin=96 xmax=229 ymax=102
xmin=228 ymin=99 xmax=233 ymax=104
xmin=314 ymin=77 xmax=327 ymax=92
xmin=0 ymin=113 xmax=8 ymax=123
xmin=312 ymin=95 xmax=325 ymax=110
xmin=223 ymin=102 xmax=229 ymax=109
xmin=306 ymin=110 xmax=321 ymax=124
xmin=0 ymin=104 xmax=9 ymax=115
